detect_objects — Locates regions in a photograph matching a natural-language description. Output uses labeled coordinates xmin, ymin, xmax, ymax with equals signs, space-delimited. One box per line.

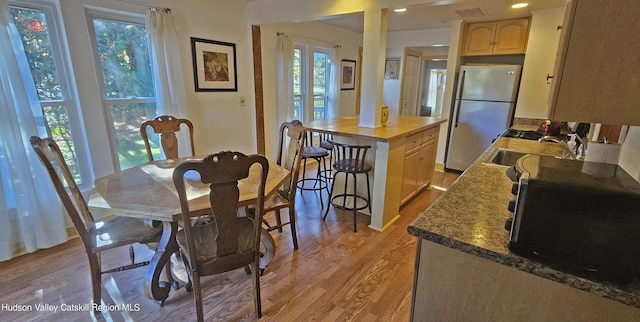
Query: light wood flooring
xmin=0 ymin=168 xmax=459 ymax=322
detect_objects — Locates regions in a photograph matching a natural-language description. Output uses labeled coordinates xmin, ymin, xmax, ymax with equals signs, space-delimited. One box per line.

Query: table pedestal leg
xmin=144 ymin=221 xmax=178 ymax=305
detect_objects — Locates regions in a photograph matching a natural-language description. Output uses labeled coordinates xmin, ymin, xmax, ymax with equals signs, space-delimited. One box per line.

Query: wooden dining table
xmin=87 ymin=155 xmax=290 ymax=305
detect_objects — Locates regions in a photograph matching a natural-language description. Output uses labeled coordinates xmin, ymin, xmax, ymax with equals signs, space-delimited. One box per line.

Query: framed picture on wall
xmin=384 ymin=58 xmax=400 ymax=79
xmin=191 ymin=37 xmax=238 ymax=92
xmin=340 ymin=59 xmax=356 ymax=90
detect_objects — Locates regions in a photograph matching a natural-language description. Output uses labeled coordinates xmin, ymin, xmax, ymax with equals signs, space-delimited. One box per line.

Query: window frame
xmin=9 ymin=0 xmax=91 ymax=189
xmin=293 ymin=42 xmax=334 ymax=123
xmin=85 ymin=8 xmax=156 ymax=172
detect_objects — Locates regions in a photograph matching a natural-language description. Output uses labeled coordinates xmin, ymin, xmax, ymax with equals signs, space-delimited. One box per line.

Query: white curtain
xmin=276 ymin=34 xmax=294 ymax=132
xmin=0 ymin=0 xmax=67 ymax=261
xmin=327 ymin=46 xmax=341 ymax=119
xmin=145 ymin=8 xmax=190 ymax=157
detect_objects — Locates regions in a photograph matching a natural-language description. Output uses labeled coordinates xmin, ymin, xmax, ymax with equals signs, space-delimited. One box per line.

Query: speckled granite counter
xmin=408 ymin=136 xmax=640 ymax=309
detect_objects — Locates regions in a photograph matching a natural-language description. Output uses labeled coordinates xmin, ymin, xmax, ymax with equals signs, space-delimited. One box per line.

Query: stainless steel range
xmin=501 ymin=128 xmax=545 ymax=141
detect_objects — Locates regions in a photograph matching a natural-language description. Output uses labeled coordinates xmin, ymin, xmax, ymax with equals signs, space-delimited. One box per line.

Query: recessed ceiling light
xmin=394 ymin=8 xmax=407 ymax=13
xmin=511 ymin=2 xmax=529 ymax=9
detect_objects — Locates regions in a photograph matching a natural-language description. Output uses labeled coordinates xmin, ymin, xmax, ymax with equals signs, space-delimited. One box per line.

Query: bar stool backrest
xmin=330 ymin=141 xmax=372 ymax=173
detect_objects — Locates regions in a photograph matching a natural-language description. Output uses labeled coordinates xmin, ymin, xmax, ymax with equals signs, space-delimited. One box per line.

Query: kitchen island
xmin=305 ymin=115 xmax=446 ymax=231
xmin=408 ymin=136 xmax=640 ymax=321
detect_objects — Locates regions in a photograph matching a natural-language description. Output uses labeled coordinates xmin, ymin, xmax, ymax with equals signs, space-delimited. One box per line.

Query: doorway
xmin=419 ymin=58 xmax=447 ymax=117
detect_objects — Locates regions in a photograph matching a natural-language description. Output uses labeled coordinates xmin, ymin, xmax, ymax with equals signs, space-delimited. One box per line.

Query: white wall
xmin=59 ymin=0 xmax=255 ymax=179
xmin=383 ymin=47 xmax=404 ymax=114
xmin=619 ymin=126 xmax=640 ymax=181
xmin=515 ymin=7 xmax=565 ymax=119
xmin=387 ymin=28 xmax=450 ymax=48
xmin=259 ymin=21 xmax=362 ymax=159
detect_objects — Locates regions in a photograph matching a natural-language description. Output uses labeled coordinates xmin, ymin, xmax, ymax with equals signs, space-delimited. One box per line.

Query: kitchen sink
xmin=484 ymin=149 xmax=531 ymax=167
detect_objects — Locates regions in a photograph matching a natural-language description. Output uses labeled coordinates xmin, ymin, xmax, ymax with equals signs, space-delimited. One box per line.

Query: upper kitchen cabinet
xmin=462 ymin=18 xmax=530 ymax=56
xmin=548 ymin=0 xmax=640 ymax=125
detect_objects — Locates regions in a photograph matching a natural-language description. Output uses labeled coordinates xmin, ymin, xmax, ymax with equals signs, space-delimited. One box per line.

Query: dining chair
xmin=30 ymin=136 xmax=163 ymax=308
xmin=261 ymin=119 xmax=305 ymax=250
xmin=140 ymin=115 xmax=195 ymax=162
xmin=173 ymin=151 xmax=269 ymax=321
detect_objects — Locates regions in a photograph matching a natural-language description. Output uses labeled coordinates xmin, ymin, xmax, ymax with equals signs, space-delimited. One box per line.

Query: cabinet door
xmin=548 ymin=0 xmax=640 ymax=125
xmin=401 ymin=148 xmax=420 ymax=204
xmin=493 ymin=18 xmax=530 ymax=55
xmin=463 ymin=22 xmax=496 ymax=56
xmin=417 ymin=140 xmax=437 ymax=190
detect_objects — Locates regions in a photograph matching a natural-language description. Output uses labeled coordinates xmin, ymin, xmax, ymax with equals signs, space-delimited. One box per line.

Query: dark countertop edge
xmin=407 ymin=226 xmax=640 ymax=308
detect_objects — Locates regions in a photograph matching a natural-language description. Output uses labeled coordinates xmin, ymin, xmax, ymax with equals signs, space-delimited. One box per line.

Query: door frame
xmin=417 ymin=55 xmax=448 ymax=117
xmin=399 ymin=48 xmax=423 ymax=115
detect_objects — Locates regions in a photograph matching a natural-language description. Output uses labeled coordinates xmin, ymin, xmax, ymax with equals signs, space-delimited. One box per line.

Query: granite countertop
xmin=408 ymin=136 xmax=640 ymax=308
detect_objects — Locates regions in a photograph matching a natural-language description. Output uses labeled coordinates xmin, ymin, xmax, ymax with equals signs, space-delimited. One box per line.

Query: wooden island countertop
xmin=305 ymin=115 xmax=447 ymax=231
xmin=304 ymin=115 xmax=447 ymax=142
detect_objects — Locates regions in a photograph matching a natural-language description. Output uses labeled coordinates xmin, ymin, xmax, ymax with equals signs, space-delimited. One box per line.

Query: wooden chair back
xmin=172 ymin=151 xmax=269 ymax=320
xmin=276 ymin=120 xmax=305 ymax=201
xmin=30 ymin=136 xmax=94 ymax=250
xmin=140 ymin=115 xmax=195 ymax=162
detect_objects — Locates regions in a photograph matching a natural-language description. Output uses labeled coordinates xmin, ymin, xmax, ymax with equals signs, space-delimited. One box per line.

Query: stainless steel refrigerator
xmin=445 ymin=64 xmax=522 ymax=172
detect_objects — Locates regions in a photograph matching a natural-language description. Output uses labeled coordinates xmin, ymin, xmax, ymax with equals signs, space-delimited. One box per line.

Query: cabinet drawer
xmin=422 ymin=127 xmax=438 ymax=143
xmin=405 ymin=132 xmax=423 ymax=151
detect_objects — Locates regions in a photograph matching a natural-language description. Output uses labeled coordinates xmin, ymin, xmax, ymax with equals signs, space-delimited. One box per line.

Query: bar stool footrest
xmin=329 ymin=194 xmax=370 ymax=211
xmin=297 ymin=178 xmax=328 ymax=191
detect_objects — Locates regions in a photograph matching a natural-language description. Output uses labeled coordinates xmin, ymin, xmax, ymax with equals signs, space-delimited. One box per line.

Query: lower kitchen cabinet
xmin=411 ymin=240 xmax=640 ymax=321
xmin=401 ymin=127 xmax=438 ymax=205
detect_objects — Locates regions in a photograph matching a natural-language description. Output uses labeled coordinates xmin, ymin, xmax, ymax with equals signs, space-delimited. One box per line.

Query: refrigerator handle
xmin=454 ymin=70 xmax=466 ymax=128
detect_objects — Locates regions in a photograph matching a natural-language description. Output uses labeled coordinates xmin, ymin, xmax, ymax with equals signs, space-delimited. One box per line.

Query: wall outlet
xmin=239 ymin=96 xmax=246 ymax=106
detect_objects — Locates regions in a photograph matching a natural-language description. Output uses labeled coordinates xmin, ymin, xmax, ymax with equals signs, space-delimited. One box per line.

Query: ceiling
xmin=318 ymin=0 xmax=567 ymax=33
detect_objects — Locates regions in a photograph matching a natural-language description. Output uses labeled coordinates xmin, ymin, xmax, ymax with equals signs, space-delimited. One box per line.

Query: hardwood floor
xmin=0 ymin=168 xmax=458 ymax=322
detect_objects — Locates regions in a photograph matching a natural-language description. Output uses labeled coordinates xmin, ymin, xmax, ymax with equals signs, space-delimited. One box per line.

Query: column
xmin=358 ymin=8 xmax=388 ymax=128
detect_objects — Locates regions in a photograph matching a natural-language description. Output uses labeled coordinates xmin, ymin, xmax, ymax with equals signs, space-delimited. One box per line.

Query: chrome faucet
xmin=538 ymin=135 xmax=577 ymax=160
xmin=573 ymin=135 xmax=588 ymax=159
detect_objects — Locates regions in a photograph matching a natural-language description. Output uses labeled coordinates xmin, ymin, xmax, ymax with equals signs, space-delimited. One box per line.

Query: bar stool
xmin=322 ymin=141 xmax=372 ymax=232
xmin=318 ymin=133 xmax=334 ymax=182
xmin=297 ymin=131 xmax=330 ymax=207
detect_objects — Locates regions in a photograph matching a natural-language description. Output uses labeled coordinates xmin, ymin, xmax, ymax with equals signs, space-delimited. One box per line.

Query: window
xmin=312 ymin=50 xmax=331 ymax=121
xmin=87 ymin=11 xmax=158 ymax=170
xmin=293 ymin=43 xmax=333 ymax=123
xmin=9 ymin=2 xmax=88 ymax=185
xmin=293 ymin=46 xmax=303 ymax=120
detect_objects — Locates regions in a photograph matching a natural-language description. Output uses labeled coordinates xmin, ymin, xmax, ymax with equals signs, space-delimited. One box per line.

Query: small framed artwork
xmin=191 ymin=37 xmax=238 ymax=92
xmin=340 ymin=59 xmax=356 ymax=90
xmin=384 ymin=58 xmax=400 ymax=79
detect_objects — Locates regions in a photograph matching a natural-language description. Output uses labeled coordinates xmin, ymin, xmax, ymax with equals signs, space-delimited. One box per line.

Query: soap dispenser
xmin=567 ymin=134 xmax=577 ymax=154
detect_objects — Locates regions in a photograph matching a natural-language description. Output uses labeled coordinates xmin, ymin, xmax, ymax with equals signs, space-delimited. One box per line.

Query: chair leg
xmin=314 ymin=158 xmax=324 ymax=207
xmin=274 ymin=209 xmax=283 ymax=232
xmin=288 ymin=205 xmax=298 ymax=249
xmin=253 ymin=260 xmax=262 ymax=318
xmin=323 ymin=171 xmax=338 ymax=220
xmin=191 ymin=271 xmax=204 ymax=322
xmin=88 ymin=255 xmax=102 ymax=309
xmin=365 ymin=172 xmax=372 ymax=213
xmin=352 ymin=173 xmax=358 ymax=232
xmin=342 ymin=172 xmax=349 ymax=209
